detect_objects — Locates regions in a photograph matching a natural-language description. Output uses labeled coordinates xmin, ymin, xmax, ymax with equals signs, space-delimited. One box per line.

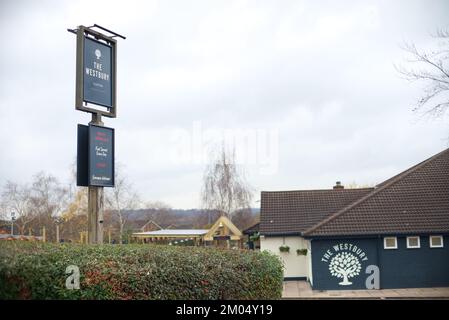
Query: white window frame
xmin=406 ymin=236 xmax=420 ymax=249
xmin=384 ymin=237 xmax=398 ymax=249
xmin=429 ymin=235 xmax=444 ymax=248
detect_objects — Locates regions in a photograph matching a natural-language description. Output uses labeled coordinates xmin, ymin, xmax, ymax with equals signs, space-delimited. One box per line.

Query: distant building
xmin=132 ymin=216 xmax=243 ymax=248
xmin=0 ymin=234 xmax=43 ymax=241
xmin=0 ymin=224 xmax=43 ymax=241
xmin=260 ymin=148 xmax=449 ymax=290
xmin=243 ymin=222 xmax=260 ymax=250
xmin=126 ymin=219 xmax=176 ymax=233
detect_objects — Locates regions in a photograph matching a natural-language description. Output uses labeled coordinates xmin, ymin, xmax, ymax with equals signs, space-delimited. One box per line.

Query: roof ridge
xmin=142 ymin=219 xmax=162 ymax=229
xmin=303 ymin=148 xmax=449 ymax=236
xmin=374 ymin=148 xmax=448 ymax=187
xmin=261 ymin=187 xmax=374 ymax=193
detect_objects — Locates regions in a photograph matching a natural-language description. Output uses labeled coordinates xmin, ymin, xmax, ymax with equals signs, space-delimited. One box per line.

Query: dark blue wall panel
xmin=311 ymin=235 xmax=449 ymax=290
xmin=379 ymin=235 xmax=449 ymax=289
xmin=311 ymin=238 xmax=378 ymax=290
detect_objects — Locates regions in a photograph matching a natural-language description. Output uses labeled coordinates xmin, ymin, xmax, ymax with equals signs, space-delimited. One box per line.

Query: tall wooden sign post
xmin=69 ymin=25 xmax=125 ymax=244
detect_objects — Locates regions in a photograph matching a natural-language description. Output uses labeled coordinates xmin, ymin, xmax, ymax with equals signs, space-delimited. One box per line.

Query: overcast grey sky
xmin=0 ymin=0 xmax=448 ymax=209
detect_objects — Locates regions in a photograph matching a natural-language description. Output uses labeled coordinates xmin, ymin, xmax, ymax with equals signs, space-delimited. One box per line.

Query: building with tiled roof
xmin=260 ymin=148 xmax=449 ymax=290
xmin=260 ymin=187 xmax=374 ymax=236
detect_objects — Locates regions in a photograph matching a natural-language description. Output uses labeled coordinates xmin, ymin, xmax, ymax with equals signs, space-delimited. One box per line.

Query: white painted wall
xmin=306 ymin=239 xmax=313 ymax=285
xmin=260 ymin=236 xmax=310 ymax=279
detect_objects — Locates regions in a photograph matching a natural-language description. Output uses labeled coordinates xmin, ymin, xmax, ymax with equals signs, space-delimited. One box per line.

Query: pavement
xmin=283 ymin=281 xmax=449 ymax=299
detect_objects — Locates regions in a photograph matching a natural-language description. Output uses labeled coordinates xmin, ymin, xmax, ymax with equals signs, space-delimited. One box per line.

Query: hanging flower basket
xmin=296 ymin=249 xmax=308 ymax=256
xmin=279 ymin=245 xmax=290 ymax=253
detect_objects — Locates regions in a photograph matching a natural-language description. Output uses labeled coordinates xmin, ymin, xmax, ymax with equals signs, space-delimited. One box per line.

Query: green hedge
xmin=0 ymin=242 xmax=283 ymax=300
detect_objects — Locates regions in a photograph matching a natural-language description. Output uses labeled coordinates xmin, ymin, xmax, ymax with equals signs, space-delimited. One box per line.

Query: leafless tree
xmin=29 ymin=172 xmax=69 ymax=241
xmin=105 ymin=164 xmax=141 ymax=243
xmin=232 ymin=208 xmax=257 ymax=230
xmin=59 ymin=188 xmax=88 ymax=241
xmin=54 ymin=160 xmax=87 ymax=238
xmin=1 ymin=172 xmax=69 ymax=238
xmin=1 ymin=181 xmax=35 ymax=235
xmin=201 ymin=144 xmax=254 ymax=220
xmin=30 ymin=172 xmax=69 ymax=218
xmin=396 ymin=28 xmax=449 ymax=118
xmin=345 ymin=182 xmax=375 ymax=189
xmin=0 ymin=201 xmax=7 ymax=221
xmin=143 ymin=200 xmax=173 ymax=226
xmin=145 ymin=201 xmax=171 ymax=210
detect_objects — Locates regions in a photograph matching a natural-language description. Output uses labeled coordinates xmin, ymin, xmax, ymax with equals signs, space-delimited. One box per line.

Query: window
xmin=430 ymin=236 xmax=444 ymax=248
xmin=384 ymin=237 xmax=397 ymax=249
xmin=406 ymin=236 xmax=420 ymax=249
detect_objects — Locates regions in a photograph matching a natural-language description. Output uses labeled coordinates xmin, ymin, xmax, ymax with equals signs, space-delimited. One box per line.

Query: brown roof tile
xmin=260 ymin=187 xmax=373 ymax=235
xmin=243 ymin=222 xmax=260 ymax=235
xmin=304 ymin=148 xmax=449 ymax=237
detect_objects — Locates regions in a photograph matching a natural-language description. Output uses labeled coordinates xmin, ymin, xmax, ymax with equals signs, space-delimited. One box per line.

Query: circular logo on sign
xmin=95 ymin=49 xmax=101 ymax=60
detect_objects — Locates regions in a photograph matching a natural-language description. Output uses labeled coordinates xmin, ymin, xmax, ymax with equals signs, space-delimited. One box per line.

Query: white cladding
xmin=260 ymin=236 xmax=312 ymax=280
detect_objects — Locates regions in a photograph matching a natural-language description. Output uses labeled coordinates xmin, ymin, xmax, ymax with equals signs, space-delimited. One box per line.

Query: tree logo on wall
xmin=329 ymin=252 xmax=362 ymax=285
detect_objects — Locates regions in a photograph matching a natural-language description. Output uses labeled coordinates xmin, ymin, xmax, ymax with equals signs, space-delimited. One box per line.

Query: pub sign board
xmin=76 ymin=26 xmax=117 ymax=118
xmin=89 ymin=124 xmax=114 ymax=187
xmin=77 ymin=124 xmax=115 ymax=187
xmin=84 ymin=37 xmax=112 ymax=107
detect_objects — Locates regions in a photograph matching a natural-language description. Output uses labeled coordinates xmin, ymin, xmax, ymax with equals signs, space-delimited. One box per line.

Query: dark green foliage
xmin=0 ymin=242 xmax=283 ymax=300
xmin=249 ymin=232 xmax=260 ymax=242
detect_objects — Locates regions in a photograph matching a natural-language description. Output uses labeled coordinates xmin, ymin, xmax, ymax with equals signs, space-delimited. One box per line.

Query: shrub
xmin=249 ymin=232 xmax=260 ymax=242
xmin=0 ymin=242 xmax=283 ymax=300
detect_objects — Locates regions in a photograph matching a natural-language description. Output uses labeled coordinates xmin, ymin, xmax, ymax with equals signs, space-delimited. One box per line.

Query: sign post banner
xmin=71 ymin=25 xmax=124 ymax=244
xmin=88 ymin=124 xmax=115 ymax=187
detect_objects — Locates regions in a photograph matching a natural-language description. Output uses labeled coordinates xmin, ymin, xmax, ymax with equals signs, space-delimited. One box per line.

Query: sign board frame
xmin=77 ymin=124 xmax=89 ymax=187
xmin=77 ymin=123 xmax=115 ymax=187
xmin=76 ymin=26 xmax=117 ymax=118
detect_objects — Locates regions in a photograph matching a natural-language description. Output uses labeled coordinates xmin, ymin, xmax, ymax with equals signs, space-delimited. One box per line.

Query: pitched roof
xmin=127 ymin=219 xmax=174 ymax=231
xmin=133 ymin=229 xmax=209 ymax=236
xmin=304 ymin=148 xmax=449 ymax=237
xmin=204 ymin=215 xmax=242 ymax=241
xmin=243 ymin=222 xmax=260 ymax=235
xmin=260 ymin=187 xmax=374 ymax=235
xmin=140 ymin=220 xmax=162 ymax=230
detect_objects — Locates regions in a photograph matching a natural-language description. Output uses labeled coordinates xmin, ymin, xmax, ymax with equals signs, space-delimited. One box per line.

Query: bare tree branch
xmin=105 ymin=163 xmax=141 ymax=243
xmin=200 ymin=143 xmax=254 ymax=220
xmin=1 ymin=172 xmax=69 ymax=239
xmin=1 ymin=181 xmax=35 ymax=235
xmin=397 ymin=29 xmax=449 ymax=118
